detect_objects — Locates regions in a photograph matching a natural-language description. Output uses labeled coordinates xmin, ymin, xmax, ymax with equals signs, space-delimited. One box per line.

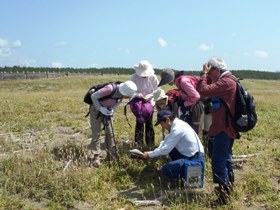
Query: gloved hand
xmin=99 ymin=107 xmax=111 ymax=116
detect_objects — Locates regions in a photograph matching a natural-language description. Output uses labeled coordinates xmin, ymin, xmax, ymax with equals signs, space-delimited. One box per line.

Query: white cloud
xmin=51 ymin=62 xmax=64 ymax=68
xmin=199 ymin=44 xmax=213 ymax=51
xmin=0 ymin=48 xmax=12 ymax=57
xmin=158 ymin=38 xmax=167 ymax=47
xmin=12 ymin=40 xmax=22 ymax=48
xmin=0 ymin=38 xmax=9 ymax=48
xmin=0 ymin=55 xmax=36 ymax=67
xmin=54 ymin=41 xmax=68 ymax=47
xmin=20 ymin=58 xmax=36 ymax=66
xmin=0 ymin=38 xmax=36 ymax=67
xmin=0 ymin=38 xmax=22 ymax=58
xmin=254 ymin=50 xmax=268 ymax=58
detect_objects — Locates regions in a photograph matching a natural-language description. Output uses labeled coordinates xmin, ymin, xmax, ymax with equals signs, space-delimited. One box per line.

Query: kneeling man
xmin=142 ymin=110 xmax=205 ymax=181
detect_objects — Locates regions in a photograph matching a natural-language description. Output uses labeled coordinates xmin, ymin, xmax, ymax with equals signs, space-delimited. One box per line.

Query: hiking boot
xmin=229 ymin=170 xmax=235 ymax=183
xmin=211 ymin=184 xmax=231 ymax=207
xmin=92 ymin=155 xmax=101 ymax=168
xmin=211 ymin=197 xmax=228 ymax=207
xmin=228 ymin=170 xmax=235 ymax=191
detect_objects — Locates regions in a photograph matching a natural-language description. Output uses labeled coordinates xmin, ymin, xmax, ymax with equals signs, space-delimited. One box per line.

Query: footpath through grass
xmin=0 ymin=75 xmax=279 ymax=209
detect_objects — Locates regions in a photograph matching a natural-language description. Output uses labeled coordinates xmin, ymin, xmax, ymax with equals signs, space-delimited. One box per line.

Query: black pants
xmin=135 ymin=115 xmax=154 ymax=147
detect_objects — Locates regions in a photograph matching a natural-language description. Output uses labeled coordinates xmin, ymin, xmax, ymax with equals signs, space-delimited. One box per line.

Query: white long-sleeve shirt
xmin=130 ymin=73 xmax=159 ymax=106
xmin=148 ymin=118 xmax=204 ymax=158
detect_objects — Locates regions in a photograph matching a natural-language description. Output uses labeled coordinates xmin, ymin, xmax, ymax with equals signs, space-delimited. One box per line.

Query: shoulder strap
xmin=220 ymin=74 xmax=238 ymax=118
xmin=188 ymin=121 xmax=201 ymax=154
xmin=226 ymin=75 xmax=238 ymax=83
xmin=220 ymin=76 xmax=241 ymax=138
xmin=98 ymin=82 xmax=118 ymax=100
xmin=123 ymin=101 xmax=132 ymax=128
xmin=110 ymin=83 xmax=118 ymax=97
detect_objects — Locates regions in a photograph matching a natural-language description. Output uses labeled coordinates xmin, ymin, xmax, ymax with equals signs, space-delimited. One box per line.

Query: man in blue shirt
xmin=142 ymin=110 xmax=205 ymax=182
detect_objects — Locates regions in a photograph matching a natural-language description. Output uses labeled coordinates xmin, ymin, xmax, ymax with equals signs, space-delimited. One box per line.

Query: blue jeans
xmin=211 ymin=132 xmax=234 ymax=185
xmin=161 ymin=148 xmax=204 ymax=179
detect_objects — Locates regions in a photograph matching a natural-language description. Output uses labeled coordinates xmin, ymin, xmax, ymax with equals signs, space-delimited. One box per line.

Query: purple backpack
xmin=124 ymin=97 xmax=154 ymax=125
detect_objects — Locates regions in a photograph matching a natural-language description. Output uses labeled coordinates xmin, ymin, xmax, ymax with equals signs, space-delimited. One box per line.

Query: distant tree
xmin=1 ymin=66 xmax=280 ymax=80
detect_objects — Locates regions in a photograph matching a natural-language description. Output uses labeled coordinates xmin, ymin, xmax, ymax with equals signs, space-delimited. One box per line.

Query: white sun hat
xmin=133 ymin=60 xmax=155 ymax=77
xmin=119 ymin=80 xmax=137 ymax=97
xmin=153 ymin=89 xmax=168 ymax=102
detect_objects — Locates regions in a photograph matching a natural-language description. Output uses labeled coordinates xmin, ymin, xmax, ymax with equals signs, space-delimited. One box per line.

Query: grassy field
xmin=0 ymin=75 xmax=279 ymax=210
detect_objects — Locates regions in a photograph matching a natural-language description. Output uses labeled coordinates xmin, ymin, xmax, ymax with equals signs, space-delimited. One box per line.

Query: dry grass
xmin=0 ymin=76 xmax=279 ymax=209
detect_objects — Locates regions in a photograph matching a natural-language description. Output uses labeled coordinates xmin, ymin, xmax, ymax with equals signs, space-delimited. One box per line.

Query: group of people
xmin=86 ymin=57 xmax=239 ymax=207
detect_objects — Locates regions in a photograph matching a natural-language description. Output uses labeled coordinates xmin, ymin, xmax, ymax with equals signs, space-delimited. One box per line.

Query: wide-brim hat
xmin=119 ymin=81 xmax=137 ymax=97
xmin=134 ymin=60 xmax=155 ymax=77
xmin=158 ymin=68 xmax=175 ymax=87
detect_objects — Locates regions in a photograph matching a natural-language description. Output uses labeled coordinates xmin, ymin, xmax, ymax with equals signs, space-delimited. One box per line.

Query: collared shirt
xmin=148 ymin=118 xmax=204 ymax=158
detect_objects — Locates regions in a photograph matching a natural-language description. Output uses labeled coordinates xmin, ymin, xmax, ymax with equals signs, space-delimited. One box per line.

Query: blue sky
xmin=0 ymin=0 xmax=279 ymax=71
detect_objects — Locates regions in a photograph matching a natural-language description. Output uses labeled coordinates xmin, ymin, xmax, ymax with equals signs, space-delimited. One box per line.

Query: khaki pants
xmin=190 ymin=100 xmax=204 ymax=137
xmin=88 ymin=106 xmax=115 ymax=156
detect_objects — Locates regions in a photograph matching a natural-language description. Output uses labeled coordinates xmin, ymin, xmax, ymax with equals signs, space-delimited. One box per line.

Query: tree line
xmin=1 ymin=66 xmax=280 ymax=80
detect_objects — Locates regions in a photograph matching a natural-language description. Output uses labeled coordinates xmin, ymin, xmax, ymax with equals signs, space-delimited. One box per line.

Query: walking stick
xmin=104 ymin=115 xmax=121 ymax=170
xmin=103 ymin=116 xmax=112 ymax=168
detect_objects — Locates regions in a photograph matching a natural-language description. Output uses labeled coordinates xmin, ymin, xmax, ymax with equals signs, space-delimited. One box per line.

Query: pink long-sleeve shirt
xmin=175 ymin=75 xmax=200 ymax=107
xmin=91 ymin=84 xmax=123 ymax=110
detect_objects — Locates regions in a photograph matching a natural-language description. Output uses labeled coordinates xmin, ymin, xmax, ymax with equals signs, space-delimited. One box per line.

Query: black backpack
xmin=83 ymin=82 xmax=119 ymax=105
xmin=220 ymin=76 xmax=257 ymax=138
